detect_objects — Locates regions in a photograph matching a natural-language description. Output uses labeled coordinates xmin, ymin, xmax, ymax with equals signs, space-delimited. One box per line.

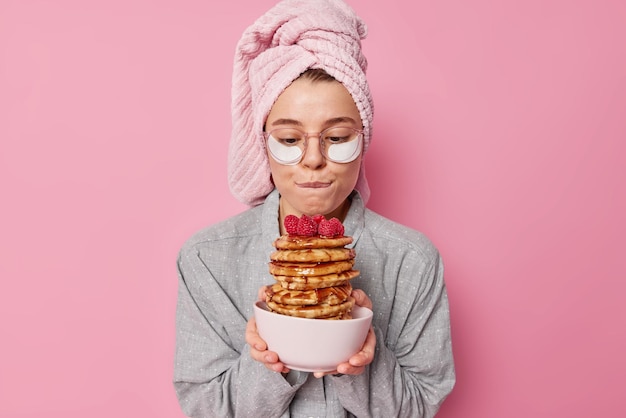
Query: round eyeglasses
xmin=265 ymin=126 xmax=364 ymax=165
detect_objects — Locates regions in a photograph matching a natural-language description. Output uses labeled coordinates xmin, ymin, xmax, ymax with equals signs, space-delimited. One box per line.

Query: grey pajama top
xmin=174 ymin=189 xmax=455 ymax=417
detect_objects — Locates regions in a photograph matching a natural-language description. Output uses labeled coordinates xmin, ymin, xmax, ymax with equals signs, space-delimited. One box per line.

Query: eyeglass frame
xmin=263 ymin=126 xmax=364 ymax=165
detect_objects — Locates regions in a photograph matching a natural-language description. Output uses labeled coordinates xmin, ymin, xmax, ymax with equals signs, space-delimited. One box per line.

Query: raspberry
xmin=317 ymin=219 xmax=336 ymax=237
xmin=328 ymin=217 xmax=344 ymax=236
xmin=284 ymin=214 xmax=299 ymax=235
xmin=296 ymin=214 xmax=318 ymax=236
xmin=312 ymin=214 xmax=325 ymax=224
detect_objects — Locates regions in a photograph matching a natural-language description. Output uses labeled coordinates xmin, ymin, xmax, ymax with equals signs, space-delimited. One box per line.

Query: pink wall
xmin=1 ymin=0 xmax=624 ymax=416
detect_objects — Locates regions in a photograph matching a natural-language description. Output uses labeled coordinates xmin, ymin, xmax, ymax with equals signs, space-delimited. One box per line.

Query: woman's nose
xmin=300 ymin=137 xmax=326 ymax=169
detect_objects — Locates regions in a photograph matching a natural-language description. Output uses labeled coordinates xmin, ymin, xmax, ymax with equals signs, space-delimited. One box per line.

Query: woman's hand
xmin=246 ymin=285 xmax=290 ymax=374
xmin=313 ymin=288 xmax=376 ymax=378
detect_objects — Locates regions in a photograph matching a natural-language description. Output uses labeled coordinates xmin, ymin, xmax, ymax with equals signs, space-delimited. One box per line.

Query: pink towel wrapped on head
xmin=228 ymin=0 xmax=374 ymax=206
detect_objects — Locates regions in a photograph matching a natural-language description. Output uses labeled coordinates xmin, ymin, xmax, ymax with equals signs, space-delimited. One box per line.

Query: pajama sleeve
xmin=173 ymin=248 xmax=308 ymax=417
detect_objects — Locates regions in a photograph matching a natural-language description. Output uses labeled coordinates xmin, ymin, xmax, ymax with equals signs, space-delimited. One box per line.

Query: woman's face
xmin=266 ymin=77 xmax=363 ymax=219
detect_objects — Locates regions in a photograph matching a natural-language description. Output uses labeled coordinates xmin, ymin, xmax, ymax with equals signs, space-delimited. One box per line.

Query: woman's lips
xmin=296 ymin=181 xmax=331 ymax=188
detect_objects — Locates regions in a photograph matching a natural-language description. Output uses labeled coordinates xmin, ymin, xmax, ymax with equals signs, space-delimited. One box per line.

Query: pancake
xmin=269 ymin=259 xmax=355 ymax=277
xmin=266 ymin=297 xmax=355 ymax=319
xmin=270 ymin=247 xmax=355 ymax=263
xmin=266 ymin=282 xmax=352 ymax=306
xmin=273 ymin=270 xmax=360 ymax=290
xmin=274 ymin=235 xmax=353 ymax=250
xmin=320 ymin=311 xmax=353 ymax=320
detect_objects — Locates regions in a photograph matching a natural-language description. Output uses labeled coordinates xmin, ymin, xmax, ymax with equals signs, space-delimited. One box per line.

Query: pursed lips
xmin=296 ymin=181 xmax=331 ymax=188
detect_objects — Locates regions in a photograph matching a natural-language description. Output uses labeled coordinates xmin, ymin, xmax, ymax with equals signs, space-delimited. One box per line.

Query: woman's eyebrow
xmin=324 ymin=117 xmax=358 ymax=126
xmin=270 ymin=118 xmax=303 ymax=127
xmin=270 ymin=117 xmax=358 ymax=127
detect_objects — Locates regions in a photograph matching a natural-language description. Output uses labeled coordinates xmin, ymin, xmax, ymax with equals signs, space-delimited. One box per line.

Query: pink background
xmin=1 ymin=0 xmax=625 ymax=416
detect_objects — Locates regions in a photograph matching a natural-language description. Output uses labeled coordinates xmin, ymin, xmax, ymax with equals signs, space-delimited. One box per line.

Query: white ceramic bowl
xmin=253 ymin=301 xmax=373 ymax=372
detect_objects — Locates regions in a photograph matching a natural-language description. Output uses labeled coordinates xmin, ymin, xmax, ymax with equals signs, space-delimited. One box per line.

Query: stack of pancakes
xmin=266 ymin=235 xmax=360 ymax=320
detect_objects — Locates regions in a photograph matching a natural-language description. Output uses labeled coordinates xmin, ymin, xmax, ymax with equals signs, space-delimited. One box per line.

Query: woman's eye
xmin=280 ymin=137 xmax=299 ymax=145
xmin=327 ymin=136 xmax=349 ymax=143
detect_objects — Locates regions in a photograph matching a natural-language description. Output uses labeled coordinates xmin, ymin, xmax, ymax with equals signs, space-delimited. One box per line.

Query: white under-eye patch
xmin=327 ymin=140 xmax=362 ymax=163
xmin=267 ymin=135 xmax=303 ymax=164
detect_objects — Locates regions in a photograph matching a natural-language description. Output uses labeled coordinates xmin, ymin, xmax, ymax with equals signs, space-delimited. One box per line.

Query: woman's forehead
xmin=267 ymin=78 xmax=362 ymax=127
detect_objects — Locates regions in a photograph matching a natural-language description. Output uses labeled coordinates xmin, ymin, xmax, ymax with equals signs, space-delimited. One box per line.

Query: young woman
xmin=174 ymin=1 xmax=455 ymax=416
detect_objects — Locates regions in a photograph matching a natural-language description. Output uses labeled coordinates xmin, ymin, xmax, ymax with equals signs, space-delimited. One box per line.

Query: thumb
xmin=351 ymin=288 xmax=372 ymax=310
